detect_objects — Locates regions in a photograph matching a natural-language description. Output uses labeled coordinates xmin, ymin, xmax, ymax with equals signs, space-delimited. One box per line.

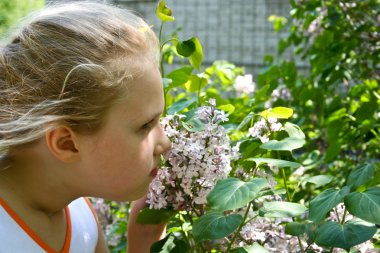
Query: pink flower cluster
xmin=146 ymin=99 xmax=239 ymax=211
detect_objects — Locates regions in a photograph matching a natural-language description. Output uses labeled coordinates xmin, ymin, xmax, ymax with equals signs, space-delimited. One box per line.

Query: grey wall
xmin=48 ymin=0 xmax=298 ymax=74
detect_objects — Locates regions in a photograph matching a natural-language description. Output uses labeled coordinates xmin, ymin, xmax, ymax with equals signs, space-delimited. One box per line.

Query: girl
xmin=0 ymin=1 xmax=171 ymax=252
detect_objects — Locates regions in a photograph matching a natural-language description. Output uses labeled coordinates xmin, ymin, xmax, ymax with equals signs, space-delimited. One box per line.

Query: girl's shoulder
xmin=0 ymin=197 xmax=99 ymax=252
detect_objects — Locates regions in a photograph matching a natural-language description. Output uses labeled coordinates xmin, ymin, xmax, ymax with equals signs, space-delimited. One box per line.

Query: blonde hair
xmin=0 ymin=1 xmax=159 ymax=157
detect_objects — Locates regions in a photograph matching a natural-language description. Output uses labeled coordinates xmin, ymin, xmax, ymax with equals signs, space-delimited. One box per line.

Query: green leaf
xmin=192 ymin=211 xmax=243 ymax=241
xmin=285 ymin=222 xmax=310 ymax=236
xmin=218 ymin=104 xmax=235 ymax=114
xmin=346 ymin=163 xmax=376 ymax=190
xmin=189 ymin=37 xmax=203 ymax=70
xmin=315 ymin=219 xmax=377 ymax=250
xmin=261 ymin=107 xmax=293 ymax=119
xmin=231 ymin=243 xmax=269 ymax=253
xmin=260 ymin=137 xmax=305 ymax=151
xmin=167 ymin=96 xmax=197 ymax=115
xmin=182 ymin=118 xmax=204 ymax=132
xmin=309 ymin=187 xmax=351 ymax=223
xmin=284 ymin=122 xmax=305 ymax=139
xmin=236 ymin=112 xmax=254 ymax=131
xmin=162 ymin=77 xmax=172 ymax=89
xmin=176 ymin=39 xmax=195 ymax=57
xmin=137 ymin=208 xmax=176 ymax=224
xmin=166 ymin=66 xmax=193 ymax=89
xmin=259 ymin=201 xmax=308 ymax=218
xmin=324 ymin=141 xmax=341 ymax=163
xmin=155 ymin=0 xmax=175 ymax=22
xmin=345 ymin=187 xmax=380 ymax=224
xmin=326 ymin=108 xmax=347 ymax=124
xmin=207 ymin=178 xmax=269 ymax=211
xmin=150 ymin=234 xmax=189 ymax=253
xmin=184 ymin=75 xmax=207 ymax=92
xmin=301 ymin=175 xmax=333 ymax=188
xmin=246 ymin=157 xmax=301 ymax=169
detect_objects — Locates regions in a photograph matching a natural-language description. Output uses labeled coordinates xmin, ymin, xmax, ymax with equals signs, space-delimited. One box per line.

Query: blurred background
xmin=1 ymin=0 xmax=297 ymax=75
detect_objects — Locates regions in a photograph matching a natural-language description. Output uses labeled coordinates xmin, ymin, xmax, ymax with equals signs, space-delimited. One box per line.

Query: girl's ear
xmin=45 ymin=126 xmax=80 ymax=163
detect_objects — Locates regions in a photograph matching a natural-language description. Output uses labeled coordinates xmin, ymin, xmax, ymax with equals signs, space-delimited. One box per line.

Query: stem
xmin=341 ymin=207 xmax=348 ymax=224
xmin=197 ymin=78 xmax=202 ymax=107
xmin=160 ymin=38 xmax=179 ymax=51
xmin=281 ymin=168 xmax=305 ymax=253
xmin=334 ymin=207 xmax=341 ymax=223
xmin=159 ymin=22 xmax=165 ymax=78
xmin=281 ymin=168 xmax=292 ymax=202
xmin=226 ymin=202 xmax=252 ymax=251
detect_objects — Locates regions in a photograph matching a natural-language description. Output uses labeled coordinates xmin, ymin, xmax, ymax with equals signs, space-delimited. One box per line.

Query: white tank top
xmin=0 ymin=197 xmax=99 ymax=253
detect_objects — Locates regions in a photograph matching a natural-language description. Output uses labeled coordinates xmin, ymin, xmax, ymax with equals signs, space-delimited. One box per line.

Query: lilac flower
xmin=247 ymin=117 xmax=283 ymax=143
xmin=147 ymin=100 xmax=237 ymax=211
xmin=234 ymin=74 xmax=256 ymax=96
xmin=265 ymin=86 xmax=292 ymax=108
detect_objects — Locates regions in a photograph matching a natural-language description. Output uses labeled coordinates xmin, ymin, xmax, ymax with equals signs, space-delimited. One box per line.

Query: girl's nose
xmin=154 ymin=128 xmax=171 ymax=155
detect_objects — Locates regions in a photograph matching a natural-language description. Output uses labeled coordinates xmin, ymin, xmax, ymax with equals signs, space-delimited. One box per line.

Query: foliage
xmin=92 ymin=0 xmax=380 ymax=252
xmin=0 ymin=0 xmax=45 ymax=37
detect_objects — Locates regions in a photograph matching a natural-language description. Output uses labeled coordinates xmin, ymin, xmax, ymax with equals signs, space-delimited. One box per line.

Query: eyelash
xmin=142 ymin=122 xmax=152 ymax=130
xmin=142 ymin=120 xmax=155 ymax=131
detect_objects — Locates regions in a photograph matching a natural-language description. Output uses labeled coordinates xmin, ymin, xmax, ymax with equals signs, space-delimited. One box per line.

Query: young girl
xmin=0 ymin=2 xmax=171 ymax=252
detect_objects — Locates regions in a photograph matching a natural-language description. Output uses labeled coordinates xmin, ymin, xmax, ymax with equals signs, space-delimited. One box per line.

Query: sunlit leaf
xmin=259 ymin=201 xmax=307 ymax=218
xmin=260 ymin=137 xmax=305 ymax=151
xmin=301 ymin=175 xmax=333 ymax=188
xmin=247 ymin=157 xmax=301 ymax=169
xmin=261 ymin=107 xmax=293 ymax=119
xmin=189 ymin=37 xmax=203 ymax=70
xmin=184 ymin=75 xmax=207 ymax=92
xmin=284 ymin=122 xmax=305 ymax=139
xmin=166 ymin=66 xmax=193 ymax=89
xmin=218 ymin=104 xmax=235 ymax=114
xmin=156 ymin=0 xmax=175 ymax=22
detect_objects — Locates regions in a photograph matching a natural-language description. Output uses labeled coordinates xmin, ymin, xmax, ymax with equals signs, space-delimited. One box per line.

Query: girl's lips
xmin=150 ymin=168 xmax=158 ymax=177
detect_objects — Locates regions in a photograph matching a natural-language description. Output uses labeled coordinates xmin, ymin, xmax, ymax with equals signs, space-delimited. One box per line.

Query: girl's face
xmin=74 ymin=62 xmax=171 ymax=201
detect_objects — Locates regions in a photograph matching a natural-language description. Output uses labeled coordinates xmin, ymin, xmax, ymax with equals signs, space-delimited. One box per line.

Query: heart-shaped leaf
xmin=346 ymin=163 xmax=376 ymax=190
xmin=192 ymin=211 xmax=243 ymax=241
xmin=315 ymin=219 xmax=377 ymax=250
xmin=345 ymin=187 xmax=380 ymax=224
xmin=309 ymin=186 xmax=350 ymax=223
xmin=176 ymin=39 xmax=196 ymax=57
xmin=207 ymin=178 xmax=269 ymax=211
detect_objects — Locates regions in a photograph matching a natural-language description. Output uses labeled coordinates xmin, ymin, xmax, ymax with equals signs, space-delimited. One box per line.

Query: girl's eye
xmin=142 ymin=122 xmax=152 ymax=130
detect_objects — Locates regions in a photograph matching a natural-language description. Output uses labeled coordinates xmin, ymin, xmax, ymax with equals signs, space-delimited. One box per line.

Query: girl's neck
xmin=0 ymin=143 xmax=76 ymax=215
